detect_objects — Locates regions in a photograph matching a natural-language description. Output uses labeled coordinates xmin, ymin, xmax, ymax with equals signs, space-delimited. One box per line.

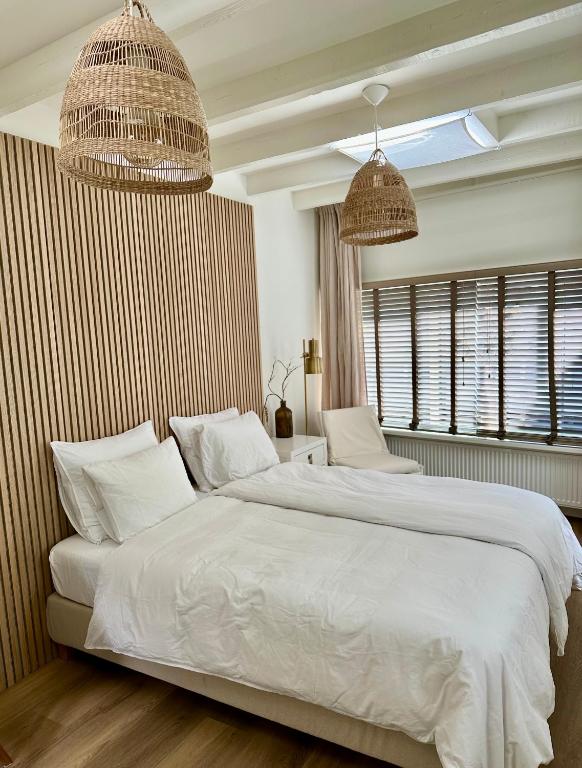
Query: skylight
xmin=331 ymin=110 xmax=499 ymax=169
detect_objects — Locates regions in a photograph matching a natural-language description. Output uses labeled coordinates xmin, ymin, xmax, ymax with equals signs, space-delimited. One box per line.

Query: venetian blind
xmin=504 ymin=272 xmax=550 ymax=438
xmin=361 ymin=263 xmax=582 ymax=445
xmin=455 ymin=278 xmax=499 ymax=435
xmin=361 ymin=286 xmax=413 ymax=427
xmin=555 ymin=268 xmax=582 ymax=440
xmin=416 ymin=282 xmax=450 ymax=431
xmin=361 ymin=288 xmax=378 ymax=413
xmin=376 ymin=286 xmax=413 ymax=427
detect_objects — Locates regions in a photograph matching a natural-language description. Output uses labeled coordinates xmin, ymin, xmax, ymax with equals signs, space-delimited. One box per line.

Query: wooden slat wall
xmin=0 ymin=132 xmax=263 ymax=691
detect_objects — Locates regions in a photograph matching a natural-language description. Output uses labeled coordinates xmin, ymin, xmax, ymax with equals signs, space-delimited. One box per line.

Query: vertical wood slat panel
xmin=13 ymin=136 xmax=54 ymax=669
xmin=0 ymin=133 xmax=262 ymax=692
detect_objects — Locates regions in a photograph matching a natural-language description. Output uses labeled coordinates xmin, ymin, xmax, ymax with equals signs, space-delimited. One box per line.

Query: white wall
xmin=212 ymin=174 xmax=320 ymax=434
xmin=212 ymin=167 xmax=582 ymax=436
xmin=253 ymin=190 xmax=320 ymax=434
xmin=362 ymin=168 xmax=582 ymax=282
xmin=209 ymin=171 xmax=250 ymax=205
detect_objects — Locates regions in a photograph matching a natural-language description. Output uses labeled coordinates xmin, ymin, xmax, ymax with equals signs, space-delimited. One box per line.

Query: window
xmin=416 ymin=282 xmax=450 ymax=431
xmin=555 ymin=269 xmax=582 ymax=439
xmin=455 ymin=277 xmax=498 ymax=435
xmin=504 ymin=273 xmax=550 ymax=437
xmin=376 ymin=286 xmax=413 ymax=428
xmin=362 ymin=263 xmax=582 ymax=445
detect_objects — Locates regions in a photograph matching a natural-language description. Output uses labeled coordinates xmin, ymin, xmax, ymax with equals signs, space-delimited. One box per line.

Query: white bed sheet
xmin=49 ymin=490 xmax=210 ymax=606
xmin=50 ymin=535 xmax=119 ymax=607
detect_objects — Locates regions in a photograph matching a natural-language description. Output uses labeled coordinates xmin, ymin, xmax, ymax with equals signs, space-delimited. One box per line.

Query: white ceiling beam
xmin=203 ymin=0 xmax=582 ymax=123
xmin=292 ymin=181 xmax=352 ymax=212
xmin=291 ymin=131 xmax=582 ymax=209
xmin=0 ymin=0 xmax=259 ymax=118
xmin=296 ymin=161 xmax=582 ymax=215
xmin=213 ymin=39 xmax=582 ymax=171
xmin=0 ymin=21 xmax=99 ymax=118
xmin=245 ymin=154 xmax=358 ymax=196
xmin=499 ymin=96 xmax=582 ymax=142
xmin=0 ymin=0 xmax=580 ymax=124
xmin=244 ymin=96 xmax=582 ymax=195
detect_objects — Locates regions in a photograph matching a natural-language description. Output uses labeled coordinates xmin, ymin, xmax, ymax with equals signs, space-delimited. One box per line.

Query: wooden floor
xmin=549 ymin=594 xmax=582 ymax=766
xmin=0 ymin=655 xmax=388 ymax=768
xmin=1 ymin=520 xmax=581 ymax=768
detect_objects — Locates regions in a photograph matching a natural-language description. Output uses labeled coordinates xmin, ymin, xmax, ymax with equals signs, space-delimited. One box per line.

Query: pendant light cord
xmin=374 ymin=104 xmax=378 ymax=151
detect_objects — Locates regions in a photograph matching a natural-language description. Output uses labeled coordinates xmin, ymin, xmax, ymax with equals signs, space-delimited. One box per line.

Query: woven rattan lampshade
xmin=58 ymin=0 xmax=212 ymax=195
xmin=339 ymin=148 xmax=418 ymax=245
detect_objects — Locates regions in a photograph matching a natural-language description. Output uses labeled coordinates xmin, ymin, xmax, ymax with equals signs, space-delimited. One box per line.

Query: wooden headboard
xmin=0 ymin=132 xmax=262 ymax=691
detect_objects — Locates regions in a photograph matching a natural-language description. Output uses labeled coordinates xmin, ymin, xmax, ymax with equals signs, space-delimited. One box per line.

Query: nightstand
xmin=271 ymin=435 xmax=328 ymax=466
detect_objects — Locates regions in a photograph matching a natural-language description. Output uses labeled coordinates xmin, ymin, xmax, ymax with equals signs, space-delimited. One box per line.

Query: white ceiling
xmin=0 ymin=0 xmax=120 ymax=68
xmin=0 ymin=0 xmax=581 ymax=206
xmin=0 ymin=0 xmax=453 ymax=80
xmin=176 ymin=0 xmax=457 ymax=90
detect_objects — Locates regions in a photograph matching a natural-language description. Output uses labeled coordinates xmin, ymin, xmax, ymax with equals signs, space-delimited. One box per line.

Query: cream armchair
xmin=320 ymin=406 xmax=422 ymax=474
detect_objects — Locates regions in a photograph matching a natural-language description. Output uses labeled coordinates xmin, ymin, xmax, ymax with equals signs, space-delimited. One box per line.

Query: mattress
xmin=49 ymin=534 xmax=118 ymax=607
xmin=49 ymin=490 xmax=208 ymax=607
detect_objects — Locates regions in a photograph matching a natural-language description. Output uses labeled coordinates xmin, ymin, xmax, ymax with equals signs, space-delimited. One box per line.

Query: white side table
xmin=271 ymin=435 xmax=328 ymax=466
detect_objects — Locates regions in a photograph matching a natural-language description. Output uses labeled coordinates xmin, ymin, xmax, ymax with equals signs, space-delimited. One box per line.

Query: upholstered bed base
xmin=47 ymin=593 xmax=441 ymax=768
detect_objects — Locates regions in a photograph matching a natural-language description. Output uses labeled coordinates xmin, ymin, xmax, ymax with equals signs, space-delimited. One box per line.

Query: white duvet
xmin=86 ymin=463 xmax=582 ymax=768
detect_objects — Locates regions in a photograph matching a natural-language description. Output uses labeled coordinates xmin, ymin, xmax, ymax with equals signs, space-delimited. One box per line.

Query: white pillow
xmin=83 ymin=438 xmax=198 ymax=544
xmin=169 ymin=407 xmax=239 ymax=491
xmin=51 ymin=421 xmax=158 ymax=543
xmin=200 ymin=411 xmax=279 ymax=488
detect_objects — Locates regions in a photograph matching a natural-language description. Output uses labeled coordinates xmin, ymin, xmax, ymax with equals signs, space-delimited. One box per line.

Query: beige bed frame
xmin=47 ymin=593 xmax=442 ymax=768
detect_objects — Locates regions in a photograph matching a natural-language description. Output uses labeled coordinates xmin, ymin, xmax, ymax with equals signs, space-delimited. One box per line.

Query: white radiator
xmin=385 ymin=432 xmax=582 ymax=511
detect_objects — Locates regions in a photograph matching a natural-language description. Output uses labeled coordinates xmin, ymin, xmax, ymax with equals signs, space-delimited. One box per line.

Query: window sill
xmin=381 ymin=427 xmax=582 ymax=456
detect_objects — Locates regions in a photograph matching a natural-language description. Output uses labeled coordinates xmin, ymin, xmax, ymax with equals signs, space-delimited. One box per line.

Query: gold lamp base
xmin=302 ymin=338 xmax=323 ymax=435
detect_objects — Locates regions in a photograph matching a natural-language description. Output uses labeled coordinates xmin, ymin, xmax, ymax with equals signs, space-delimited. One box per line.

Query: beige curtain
xmin=318 ymin=204 xmax=367 ymax=410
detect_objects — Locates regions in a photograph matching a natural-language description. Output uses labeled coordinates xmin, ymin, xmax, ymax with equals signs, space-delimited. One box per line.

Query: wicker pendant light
xmin=340 ymin=85 xmax=418 ymax=245
xmin=58 ymin=0 xmax=212 ymax=195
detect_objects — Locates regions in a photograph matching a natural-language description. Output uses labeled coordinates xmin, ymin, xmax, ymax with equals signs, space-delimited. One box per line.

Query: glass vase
xmin=275 ymin=400 xmax=293 ymax=438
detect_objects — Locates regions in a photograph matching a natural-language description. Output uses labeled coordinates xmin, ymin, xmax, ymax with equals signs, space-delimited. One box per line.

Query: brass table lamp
xmin=302 ymin=338 xmax=323 ymax=434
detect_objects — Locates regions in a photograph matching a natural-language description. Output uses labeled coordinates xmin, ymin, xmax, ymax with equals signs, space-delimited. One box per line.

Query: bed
xmin=47 ymin=593 xmax=441 ymax=768
xmin=47 ymin=461 xmax=582 ymax=768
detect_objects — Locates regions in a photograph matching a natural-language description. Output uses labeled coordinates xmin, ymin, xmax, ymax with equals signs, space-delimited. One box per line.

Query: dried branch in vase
xmin=262 ymin=358 xmax=301 ymax=417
